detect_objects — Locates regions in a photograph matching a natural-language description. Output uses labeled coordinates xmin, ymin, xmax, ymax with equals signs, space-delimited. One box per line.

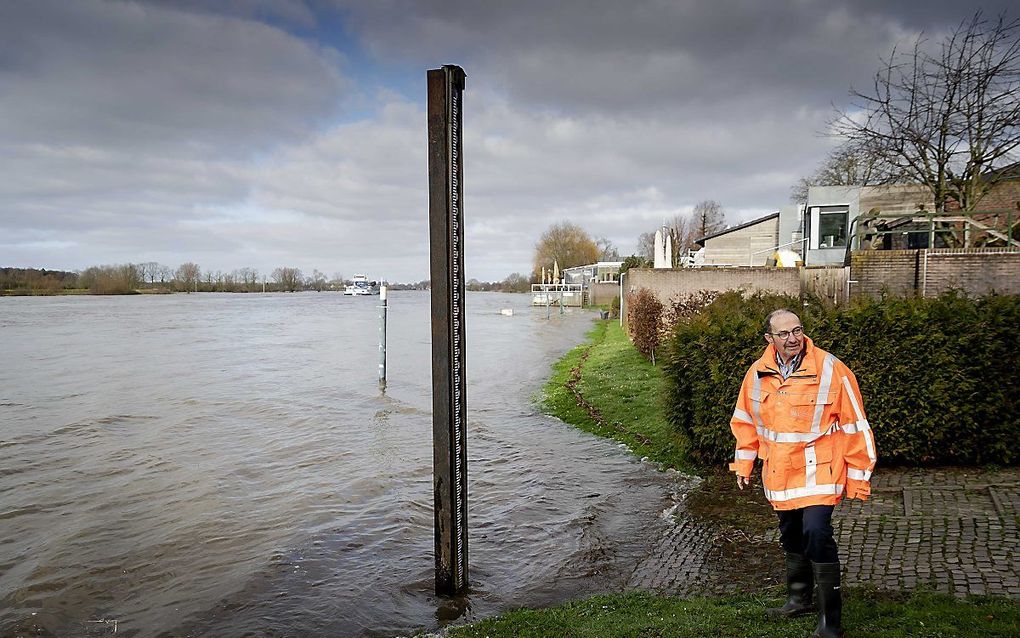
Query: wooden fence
xmin=800 ymin=266 xmax=850 ymax=306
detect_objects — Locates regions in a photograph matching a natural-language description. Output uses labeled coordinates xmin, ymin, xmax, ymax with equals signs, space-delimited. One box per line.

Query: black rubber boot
xmin=811 ymin=562 xmax=844 ymax=638
xmin=766 ymin=552 xmax=815 ymax=618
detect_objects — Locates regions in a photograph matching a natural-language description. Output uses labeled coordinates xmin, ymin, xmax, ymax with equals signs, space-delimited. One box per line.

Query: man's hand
xmin=736 ymin=475 xmax=751 ymax=490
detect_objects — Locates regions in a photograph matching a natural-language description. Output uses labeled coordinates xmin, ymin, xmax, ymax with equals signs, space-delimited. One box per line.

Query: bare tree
xmin=636 ymin=231 xmax=656 ymax=261
xmin=692 ymin=200 xmax=726 ymax=240
xmin=790 ymin=142 xmax=903 ymax=202
xmin=236 ymin=267 xmax=258 ymax=291
xmin=272 ymin=266 xmax=303 ymax=292
xmin=175 ymin=262 xmax=201 ymax=292
xmin=157 ymin=264 xmax=173 ymax=285
xmin=666 ymin=214 xmax=700 ymax=264
xmin=329 ymin=272 xmax=346 ymax=291
xmin=310 ymin=269 xmax=327 ymax=292
xmin=637 ymin=214 xmax=701 ymax=265
xmin=499 ymin=272 xmax=531 ymax=292
xmin=595 ymin=237 xmax=620 ymax=261
xmin=832 ymin=11 xmax=1020 ymax=212
xmin=532 ymin=221 xmax=599 ymax=279
xmin=641 ymin=216 xmax=699 ymax=264
xmin=231 ymin=268 xmax=248 ymax=291
xmin=80 ymin=264 xmax=141 ymax=294
xmin=138 ymin=261 xmax=161 ymax=286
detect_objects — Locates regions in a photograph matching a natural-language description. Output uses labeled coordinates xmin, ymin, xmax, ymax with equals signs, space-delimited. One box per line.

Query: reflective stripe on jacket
xmin=729 ymin=337 xmax=877 ymax=510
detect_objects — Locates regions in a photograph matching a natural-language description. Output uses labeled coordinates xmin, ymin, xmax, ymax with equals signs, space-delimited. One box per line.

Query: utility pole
xmin=427 ymin=64 xmax=469 ymax=596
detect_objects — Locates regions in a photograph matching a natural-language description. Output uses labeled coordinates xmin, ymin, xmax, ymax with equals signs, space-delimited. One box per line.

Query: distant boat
xmin=343 ymin=274 xmax=379 ymax=296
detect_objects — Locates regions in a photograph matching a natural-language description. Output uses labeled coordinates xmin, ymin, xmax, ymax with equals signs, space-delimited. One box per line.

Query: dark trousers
xmin=776 ymin=505 xmax=839 ymax=563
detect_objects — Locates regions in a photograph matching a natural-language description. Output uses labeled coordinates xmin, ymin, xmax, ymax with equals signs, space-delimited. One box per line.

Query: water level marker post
xmin=427 ymin=64 xmax=469 ymax=596
xmin=378 ymin=285 xmax=388 ymax=388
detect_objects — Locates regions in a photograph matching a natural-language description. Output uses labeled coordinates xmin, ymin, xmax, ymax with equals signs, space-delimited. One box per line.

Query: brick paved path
xmin=628 ymin=467 xmax=1020 ymax=598
xmin=836 ymin=467 xmax=1019 ymax=598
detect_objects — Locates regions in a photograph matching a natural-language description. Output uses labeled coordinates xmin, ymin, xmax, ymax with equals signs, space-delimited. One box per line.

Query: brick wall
xmin=923 ymin=250 xmax=1020 ymax=296
xmin=946 ymin=176 xmax=1020 ymax=212
xmin=974 ymin=179 xmax=1020 ymax=212
xmin=851 ymin=249 xmax=1020 ymax=298
xmin=850 ymin=251 xmax=920 ymax=298
xmin=625 ymin=268 xmax=800 ymax=307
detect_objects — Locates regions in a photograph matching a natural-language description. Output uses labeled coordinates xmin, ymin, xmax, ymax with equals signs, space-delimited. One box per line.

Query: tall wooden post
xmin=427 ymin=64 xmax=468 ymax=596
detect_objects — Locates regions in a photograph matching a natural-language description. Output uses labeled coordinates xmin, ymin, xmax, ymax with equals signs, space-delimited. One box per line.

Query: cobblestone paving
xmin=836 ymin=467 xmax=1019 ymax=598
xmin=628 ymin=515 xmax=720 ymax=596
xmin=629 ymin=467 xmax=1020 ymax=598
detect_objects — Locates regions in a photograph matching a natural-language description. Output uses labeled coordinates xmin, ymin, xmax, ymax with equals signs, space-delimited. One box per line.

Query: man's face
xmin=765 ymin=312 xmax=806 ymax=360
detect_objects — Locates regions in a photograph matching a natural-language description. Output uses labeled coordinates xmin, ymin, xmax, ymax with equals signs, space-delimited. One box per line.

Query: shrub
xmin=662 ymin=291 xmax=803 ymax=464
xmin=661 ymin=290 xmax=721 ymax=338
xmin=662 ymin=291 xmax=1020 ymax=467
xmin=619 ymin=255 xmax=649 ymax=274
xmin=809 ymin=292 xmax=1019 ymax=466
xmin=627 ymin=288 xmax=664 ymax=362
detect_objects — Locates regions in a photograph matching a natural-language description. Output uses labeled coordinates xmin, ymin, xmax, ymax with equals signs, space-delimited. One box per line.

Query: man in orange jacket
xmin=730 ymin=309 xmax=876 ymax=638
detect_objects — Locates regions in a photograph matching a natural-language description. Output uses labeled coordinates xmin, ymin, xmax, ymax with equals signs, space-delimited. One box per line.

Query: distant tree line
xmin=0 ymin=262 xmax=535 ymax=296
xmin=0 ymin=267 xmax=79 ymax=293
xmin=2 ymin=262 xmax=375 ymax=295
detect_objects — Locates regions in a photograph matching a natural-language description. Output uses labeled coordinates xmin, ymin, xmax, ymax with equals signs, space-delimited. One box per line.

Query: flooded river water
xmin=1 ymin=292 xmax=685 ymax=637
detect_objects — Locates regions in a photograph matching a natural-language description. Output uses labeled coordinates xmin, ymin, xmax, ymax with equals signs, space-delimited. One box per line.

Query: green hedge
xmin=662 ymin=291 xmax=1020 ymax=467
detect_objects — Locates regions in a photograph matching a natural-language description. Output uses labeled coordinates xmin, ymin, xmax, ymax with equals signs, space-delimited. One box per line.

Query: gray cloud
xmin=134 ymin=0 xmax=320 ymax=29
xmin=0 ymin=0 xmax=346 ymax=153
xmin=1 ymin=0 xmax=1014 ymax=281
xmin=0 ymin=0 xmax=350 ymax=275
xmin=337 ymin=1 xmax=913 ymax=110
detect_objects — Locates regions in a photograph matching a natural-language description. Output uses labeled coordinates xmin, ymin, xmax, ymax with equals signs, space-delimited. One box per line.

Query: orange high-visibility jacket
xmin=729 ymin=337 xmax=877 ymax=510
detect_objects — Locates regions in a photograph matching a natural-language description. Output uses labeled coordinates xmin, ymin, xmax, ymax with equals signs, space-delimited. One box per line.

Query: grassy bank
xmin=541 ymin=319 xmax=694 ymax=473
xmin=1 ymin=288 xmax=90 ymax=296
xmin=541 ymin=319 xmax=774 ymax=535
xmin=443 ymin=589 xmax=1019 ymax=637
xmin=541 ymin=317 xmax=782 ymax=590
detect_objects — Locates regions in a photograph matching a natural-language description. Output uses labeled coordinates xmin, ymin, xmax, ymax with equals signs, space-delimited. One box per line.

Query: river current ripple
xmin=0 ymin=292 xmax=683 ymax=637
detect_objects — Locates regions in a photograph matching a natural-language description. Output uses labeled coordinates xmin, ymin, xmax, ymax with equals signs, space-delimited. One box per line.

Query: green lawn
xmin=443 ymin=589 xmax=1019 ymax=637
xmin=541 ymin=319 xmax=695 ymax=473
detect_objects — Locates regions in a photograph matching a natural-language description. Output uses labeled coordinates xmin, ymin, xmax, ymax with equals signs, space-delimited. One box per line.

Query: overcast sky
xmin=1 ymin=0 xmax=1014 ymax=282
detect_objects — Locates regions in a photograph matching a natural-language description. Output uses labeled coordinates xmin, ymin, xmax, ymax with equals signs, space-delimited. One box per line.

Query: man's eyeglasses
xmin=767 ymin=326 xmax=804 ymax=340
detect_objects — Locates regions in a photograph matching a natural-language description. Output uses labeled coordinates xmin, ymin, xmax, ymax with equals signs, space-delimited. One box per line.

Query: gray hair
xmin=763 ymin=308 xmax=799 ymax=334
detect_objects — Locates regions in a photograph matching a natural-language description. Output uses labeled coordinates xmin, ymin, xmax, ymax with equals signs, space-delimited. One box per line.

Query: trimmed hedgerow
xmin=662 ymin=291 xmax=804 ymax=465
xmin=662 ymin=291 xmax=1020 ymax=467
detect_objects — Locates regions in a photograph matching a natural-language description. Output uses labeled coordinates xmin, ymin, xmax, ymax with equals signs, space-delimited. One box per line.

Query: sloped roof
xmin=983 ymin=160 xmax=1020 ymax=180
xmin=694 ymin=211 xmax=780 ymax=246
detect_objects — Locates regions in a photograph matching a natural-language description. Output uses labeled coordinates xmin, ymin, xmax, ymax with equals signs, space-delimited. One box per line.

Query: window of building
xmin=597 ymin=268 xmax=617 ymax=282
xmin=810 ymin=206 xmax=849 ymax=249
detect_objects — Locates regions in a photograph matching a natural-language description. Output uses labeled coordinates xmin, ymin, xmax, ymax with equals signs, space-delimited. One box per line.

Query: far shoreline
xmin=0 ymin=288 xmax=526 ymax=297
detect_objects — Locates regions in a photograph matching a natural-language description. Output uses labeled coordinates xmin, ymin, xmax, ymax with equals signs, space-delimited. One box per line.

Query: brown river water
xmin=0 ymin=292 xmax=686 ymax=637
